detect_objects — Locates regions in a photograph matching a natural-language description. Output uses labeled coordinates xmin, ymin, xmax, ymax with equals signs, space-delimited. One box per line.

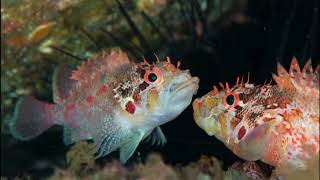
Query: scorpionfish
xmin=193 ymin=58 xmax=319 ymax=175
xmin=9 ymin=49 xmax=199 ymax=163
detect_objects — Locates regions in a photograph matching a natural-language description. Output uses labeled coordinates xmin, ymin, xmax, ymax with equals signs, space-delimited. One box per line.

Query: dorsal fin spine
xmin=274 ymin=57 xmax=319 ymax=95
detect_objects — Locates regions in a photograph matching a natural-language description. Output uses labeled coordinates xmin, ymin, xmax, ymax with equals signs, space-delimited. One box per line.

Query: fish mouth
xmin=192 ymin=98 xmax=206 ymax=126
xmin=192 ymin=95 xmax=219 ymax=126
xmin=192 ymin=97 xmax=218 ymax=136
xmin=171 ymin=76 xmax=200 ymax=96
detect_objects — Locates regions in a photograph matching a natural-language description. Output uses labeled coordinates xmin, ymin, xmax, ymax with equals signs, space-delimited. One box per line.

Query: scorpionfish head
xmin=193 ymin=78 xmax=278 ymax=160
xmin=114 ymin=56 xmax=199 ymax=127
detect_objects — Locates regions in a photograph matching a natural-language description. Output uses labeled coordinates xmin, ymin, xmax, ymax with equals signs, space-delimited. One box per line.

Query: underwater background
xmin=1 ymin=0 xmax=319 ymax=179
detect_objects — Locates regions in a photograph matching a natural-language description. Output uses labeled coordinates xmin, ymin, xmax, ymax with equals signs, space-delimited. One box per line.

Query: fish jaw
xmin=170 ymin=76 xmax=200 ymax=97
xmin=168 ymin=76 xmax=200 ymax=110
xmin=148 ymin=74 xmax=200 ymax=126
xmin=171 ymin=75 xmax=199 ymax=106
xmin=193 ymin=98 xmax=215 ymax=135
xmin=192 ymin=95 xmax=224 ymax=138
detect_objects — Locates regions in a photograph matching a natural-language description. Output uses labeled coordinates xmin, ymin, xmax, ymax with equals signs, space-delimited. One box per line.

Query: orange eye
xmin=144 ymin=68 xmax=163 ymax=85
xmin=223 ymin=92 xmax=239 ymax=109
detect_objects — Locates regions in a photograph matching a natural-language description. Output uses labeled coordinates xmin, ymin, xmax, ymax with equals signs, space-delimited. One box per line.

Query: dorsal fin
xmin=277 ymin=62 xmax=289 ymax=76
xmin=273 ymin=57 xmax=319 ymax=95
xmin=70 ymin=49 xmax=130 ymax=85
xmin=315 ymin=64 xmax=320 ymax=80
xmin=52 ymin=65 xmax=77 ymax=103
xmin=289 ymin=57 xmax=301 ymax=77
xmin=302 ymin=60 xmax=313 ymax=74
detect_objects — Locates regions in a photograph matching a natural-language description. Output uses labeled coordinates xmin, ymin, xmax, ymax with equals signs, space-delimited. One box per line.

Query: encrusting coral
xmin=50 ymin=150 xmax=276 ymax=180
xmin=49 ymin=153 xmax=227 ymax=180
xmin=66 ymin=141 xmax=96 ymax=176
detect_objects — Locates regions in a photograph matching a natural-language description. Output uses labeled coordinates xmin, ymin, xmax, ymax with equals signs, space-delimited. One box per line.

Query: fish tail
xmin=9 ymin=96 xmax=57 ymax=140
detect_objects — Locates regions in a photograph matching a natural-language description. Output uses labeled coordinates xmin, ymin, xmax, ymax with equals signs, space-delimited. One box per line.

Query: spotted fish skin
xmin=9 ymin=49 xmax=199 ymax=163
xmin=193 ymin=58 xmax=319 ymax=175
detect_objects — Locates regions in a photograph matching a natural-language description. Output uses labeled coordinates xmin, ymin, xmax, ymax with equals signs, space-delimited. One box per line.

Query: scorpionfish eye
xmin=223 ymin=91 xmax=240 ymax=109
xmin=144 ymin=68 xmax=163 ymax=85
xmin=148 ymin=73 xmax=157 ymax=82
xmin=226 ymin=94 xmax=235 ymax=105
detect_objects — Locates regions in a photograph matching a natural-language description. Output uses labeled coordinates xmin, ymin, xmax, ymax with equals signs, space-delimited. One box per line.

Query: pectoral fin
xmin=94 ymin=122 xmax=125 ymax=159
xmin=119 ymin=130 xmax=144 ymax=163
xmin=145 ymin=126 xmax=167 ymax=146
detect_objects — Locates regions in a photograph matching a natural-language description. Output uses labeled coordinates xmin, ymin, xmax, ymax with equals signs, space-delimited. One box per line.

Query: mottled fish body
xmin=10 ymin=49 xmax=199 ymax=163
xmin=193 ymin=58 xmax=319 ymax=176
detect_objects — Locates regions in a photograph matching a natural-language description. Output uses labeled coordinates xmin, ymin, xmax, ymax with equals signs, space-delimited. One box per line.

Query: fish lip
xmin=192 ymin=98 xmax=202 ymax=124
xmin=172 ymin=76 xmax=200 ymax=95
xmin=192 ymin=97 xmax=212 ymax=121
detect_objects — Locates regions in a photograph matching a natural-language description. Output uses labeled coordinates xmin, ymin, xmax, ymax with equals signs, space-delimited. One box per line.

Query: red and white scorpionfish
xmin=193 ymin=58 xmax=319 ymax=177
xmin=9 ymin=49 xmax=199 ymax=163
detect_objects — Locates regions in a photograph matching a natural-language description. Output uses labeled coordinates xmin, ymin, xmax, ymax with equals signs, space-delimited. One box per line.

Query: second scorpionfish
xmin=193 ymin=57 xmax=319 ymax=176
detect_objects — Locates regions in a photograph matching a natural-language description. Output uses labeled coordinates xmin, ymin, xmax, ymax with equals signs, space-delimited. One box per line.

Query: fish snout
xmin=170 ymin=75 xmax=199 ymax=97
xmin=192 ymin=94 xmax=220 ymax=125
xmin=192 ymin=98 xmax=205 ymax=127
xmin=192 ymin=97 xmax=215 ymax=136
xmin=190 ymin=77 xmax=200 ymax=94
